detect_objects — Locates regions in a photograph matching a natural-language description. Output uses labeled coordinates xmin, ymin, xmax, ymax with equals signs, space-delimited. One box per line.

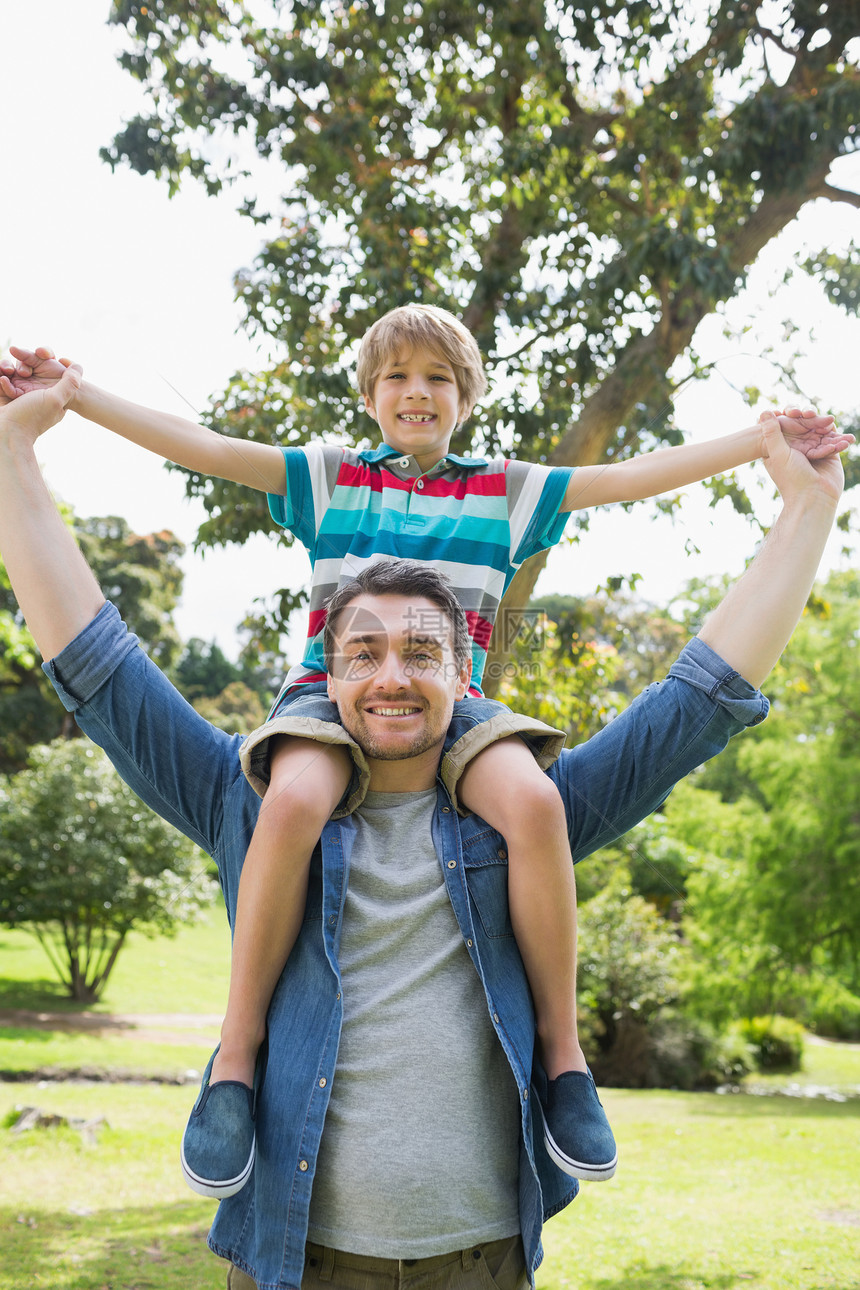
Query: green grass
xmin=0 ymin=1084 xmax=223 ymax=1288
xmin=0 ymin=904 xmax=231 ymax=1015
xmin=1 ymin=1079 xmax=857 ymax=1290
xmin=540 ymin=1088 xmax=860 ymax=1290
xmin=1 ymin=914 xmax=859 ymax=1289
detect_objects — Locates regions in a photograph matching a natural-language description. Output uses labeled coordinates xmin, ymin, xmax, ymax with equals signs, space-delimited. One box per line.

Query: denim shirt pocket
xmin=461 ymin=821 xmax=514 ymax=939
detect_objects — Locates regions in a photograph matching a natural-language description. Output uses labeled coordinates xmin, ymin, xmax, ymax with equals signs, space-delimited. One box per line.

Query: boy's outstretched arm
xmin=560 ymin=409 xmax=853 ymax=512
xmin=0 ymin=368 xmax=106 ymax=659
xmin=0 ymin=346 xmax=286 ymax=495
xmin=697 ymin=413 xmax=843 ymax=688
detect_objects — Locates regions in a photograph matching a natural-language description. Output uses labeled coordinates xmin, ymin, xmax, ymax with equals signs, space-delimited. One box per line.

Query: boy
xmin=1 ymin=311 xmax=848 ymax=1204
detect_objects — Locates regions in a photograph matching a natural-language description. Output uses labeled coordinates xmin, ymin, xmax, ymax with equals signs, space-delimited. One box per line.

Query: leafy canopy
xmin=103 ymin=0 xmax=860 ymax=661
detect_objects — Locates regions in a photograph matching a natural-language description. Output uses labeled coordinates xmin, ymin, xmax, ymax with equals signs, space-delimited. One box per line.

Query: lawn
xmin=1 ymin=912 xmax=858 ymax=1290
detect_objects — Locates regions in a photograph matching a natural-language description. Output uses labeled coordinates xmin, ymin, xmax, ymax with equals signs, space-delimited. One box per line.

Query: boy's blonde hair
xmin=356 ymin=304 xmax=488 ymax=417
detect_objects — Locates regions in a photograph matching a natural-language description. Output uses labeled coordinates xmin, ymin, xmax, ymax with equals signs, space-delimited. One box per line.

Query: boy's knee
xmin=509 ymin=772 xmax=566 ymax=832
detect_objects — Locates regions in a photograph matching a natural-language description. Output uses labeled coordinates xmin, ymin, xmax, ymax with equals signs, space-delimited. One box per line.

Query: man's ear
xmin=454 ymin=657 xmax=472 ymax=702
xmin=326 ymin=673 xmax=337 ymax=704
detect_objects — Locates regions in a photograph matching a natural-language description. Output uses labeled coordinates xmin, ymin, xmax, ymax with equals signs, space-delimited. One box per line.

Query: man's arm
xmin=559 ymin=408 xmax=852 ymax=512
xmin=0 ymin=346 xmax=286 ymax=494
xmin=697 ymin=412 xmax=844 ymax=688
xmin=0 ymin=368 xmax=107 ymax=659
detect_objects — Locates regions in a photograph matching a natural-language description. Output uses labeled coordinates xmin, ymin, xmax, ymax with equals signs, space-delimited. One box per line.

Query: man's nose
xmin=372 ymin=648 xmax=410 ymax=690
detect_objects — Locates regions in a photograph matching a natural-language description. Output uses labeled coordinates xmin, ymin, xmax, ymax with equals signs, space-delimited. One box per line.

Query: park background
xmin=2 ymin=2 xmax=860 ymax=1288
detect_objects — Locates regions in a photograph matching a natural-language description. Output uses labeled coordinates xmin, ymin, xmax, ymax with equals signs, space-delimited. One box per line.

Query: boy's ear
xmin=363 ymin=393 xmax=377 ymax=419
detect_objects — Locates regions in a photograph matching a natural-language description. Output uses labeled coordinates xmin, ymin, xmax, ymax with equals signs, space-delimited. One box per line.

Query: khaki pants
xmin=227 ymin=1234 xmax=527 ymax=1290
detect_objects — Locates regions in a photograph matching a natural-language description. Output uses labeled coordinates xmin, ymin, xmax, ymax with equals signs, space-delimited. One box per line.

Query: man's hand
xmin=0 ymin=346 xmax=76 ymax=403
xmin=766 ymin=406 xmax=855 ymax=461
xmin=759 ymin=410 xmax=846 ymax=510
xmin=0 ymin=363 xmax=82 ymax=445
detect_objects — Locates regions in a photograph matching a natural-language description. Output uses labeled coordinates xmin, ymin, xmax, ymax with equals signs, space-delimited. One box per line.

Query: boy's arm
xmin=560 ymin=409 xmax=853 ymax=512
xmin=0 ymin=346 xmax=286 ymax=495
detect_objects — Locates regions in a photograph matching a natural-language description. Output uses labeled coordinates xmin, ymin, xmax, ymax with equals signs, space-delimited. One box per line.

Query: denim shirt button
xmin=299 ymin=1160 xmax=309 ymax=1172
xmin=319 ymin=1077 xmax=327 ymax=1088
xmin=447 ymin=859 xmax=457 ymax=869
xmin=497 ymin=848 xmax=507 ymax=859
xmin=467 ymin=938 xmax=473 ymax=948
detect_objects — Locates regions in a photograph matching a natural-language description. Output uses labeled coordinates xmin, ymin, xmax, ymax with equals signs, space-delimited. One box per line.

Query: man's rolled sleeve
xmin=42 ymin=601 xmax=139 ymax=710
xmin=666 ymin=635 xmax=769 ymax=728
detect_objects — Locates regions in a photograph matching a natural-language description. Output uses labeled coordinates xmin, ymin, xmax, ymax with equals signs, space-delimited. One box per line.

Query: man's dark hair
xmin=323 ymin=560 xmax=471 ymax=672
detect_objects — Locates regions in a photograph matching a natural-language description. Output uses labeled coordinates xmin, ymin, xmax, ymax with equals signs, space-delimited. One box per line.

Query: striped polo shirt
xmin=267 ymin=442 xmax=573 ymax=704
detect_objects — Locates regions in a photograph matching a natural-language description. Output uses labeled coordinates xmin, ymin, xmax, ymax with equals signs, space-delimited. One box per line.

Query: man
xmin=0 ymin=367 xmax=846 ymax=1290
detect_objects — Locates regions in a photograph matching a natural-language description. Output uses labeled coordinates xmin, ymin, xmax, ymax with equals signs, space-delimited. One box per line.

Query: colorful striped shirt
xmin=268 ymin=443 xmax=573 ymax=704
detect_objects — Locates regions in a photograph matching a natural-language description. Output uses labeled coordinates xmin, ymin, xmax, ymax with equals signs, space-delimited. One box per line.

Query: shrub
xmin=733 ymin=1015 xmax=804 ymax=1072
xmin=803 ymin=979 xmax=860 ymax=1041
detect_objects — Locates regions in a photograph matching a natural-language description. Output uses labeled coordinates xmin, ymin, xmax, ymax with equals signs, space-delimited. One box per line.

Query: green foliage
xmin=802 ymin=977 xmax=860 ymax=1041
xmin=0 ymin=741 xmax=215 ymax=1002
xmin=0 ymin=513 xmax=189 ymax=772
xmin=192 ymin=679 xmax=266 ymax=735
xmin=102 ymin=0 xmax=860 ymax=646
xmin=732 ymin=1015 xmax=805 ymax=1072
xmin=74 ymin=516 xmax=185 ymax=671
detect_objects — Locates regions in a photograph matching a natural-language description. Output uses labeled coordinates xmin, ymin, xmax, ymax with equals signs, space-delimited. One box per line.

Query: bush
xmin=733 ymin=1015 xmax=804 ymax=1072
xmin=803 ymin=979 xmax=860 ymax=1041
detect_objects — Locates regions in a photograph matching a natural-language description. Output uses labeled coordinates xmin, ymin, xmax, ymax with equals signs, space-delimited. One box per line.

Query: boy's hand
xmin=0 ymin=346 xmax=77 ymax=402
xmin=761 ymin=406 xmax=855 ymax=460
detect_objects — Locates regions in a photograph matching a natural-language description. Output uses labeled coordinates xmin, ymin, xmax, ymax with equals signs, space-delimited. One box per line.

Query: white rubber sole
xmin=539 ymin=1104 xmax=618 ymax=1182
xmin=180 ymin=1136 xmax=256 ymax=1199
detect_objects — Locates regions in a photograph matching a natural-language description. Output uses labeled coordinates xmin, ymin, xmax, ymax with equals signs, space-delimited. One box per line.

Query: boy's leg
xmin=457 ymin=735 xmax=617 ymax=1182
xmin=213 ymin=736 xmax=352 ymax=1087
xmin=456 ymin=736 xmax=582 ymax=1078
xmin=181 ymin=735 xmax=351 ymax=1199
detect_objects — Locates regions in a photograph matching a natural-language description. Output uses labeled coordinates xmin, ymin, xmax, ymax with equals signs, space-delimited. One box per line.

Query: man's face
xmin=326 ymin=593 xmax=471 ymax=787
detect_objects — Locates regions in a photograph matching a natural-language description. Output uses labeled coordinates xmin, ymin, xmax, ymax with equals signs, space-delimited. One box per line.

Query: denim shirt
xmin=44 ymin=603 xmax=768 ymax=1290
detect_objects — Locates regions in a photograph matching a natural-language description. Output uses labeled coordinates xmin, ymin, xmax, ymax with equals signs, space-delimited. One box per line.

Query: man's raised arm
xmin=0 ymin=369 xmax=106 ymax=659
xmin=698 ymin=413 xmax=845 ymax=688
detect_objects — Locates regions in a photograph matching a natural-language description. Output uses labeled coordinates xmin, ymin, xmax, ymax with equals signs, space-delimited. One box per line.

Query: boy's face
xmin=364 ymin=345 xmax=467 ymax=471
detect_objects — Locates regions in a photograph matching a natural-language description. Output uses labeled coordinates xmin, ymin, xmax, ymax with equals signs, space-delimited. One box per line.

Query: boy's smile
xmin=364 ymin=346 xmax=467 ymax=472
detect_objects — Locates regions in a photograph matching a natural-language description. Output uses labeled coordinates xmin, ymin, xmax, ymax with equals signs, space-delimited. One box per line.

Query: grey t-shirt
xmin=306 ymin=789 xmax=521 ymax=1256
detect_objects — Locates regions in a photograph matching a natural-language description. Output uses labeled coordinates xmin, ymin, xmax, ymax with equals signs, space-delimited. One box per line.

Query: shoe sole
xmin=539 ymin=1104 xmax=618 ymax=1182
xmin=180 ymin=1135 xmax=256 ymax=1199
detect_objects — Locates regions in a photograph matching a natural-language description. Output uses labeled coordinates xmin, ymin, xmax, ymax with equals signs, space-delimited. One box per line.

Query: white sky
xmin=2 ymin=1 xmax=859 ymax=663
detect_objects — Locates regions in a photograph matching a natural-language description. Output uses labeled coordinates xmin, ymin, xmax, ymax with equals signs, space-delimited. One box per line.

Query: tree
xmin=0 ymin=740 xmax=216 ymax=1002
xmin=75 ymin=516 xmax=186 ymax=672
xmin=663 ymin=570 xmax=860 ymax=1022
xmin=0 ymin=513 xmax=188 ymax=771
xmin=102 ymin=1 xmax=860 ymax=681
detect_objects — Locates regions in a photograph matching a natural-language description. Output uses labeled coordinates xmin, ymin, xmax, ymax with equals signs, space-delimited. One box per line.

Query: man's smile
xmin=362 ymin=703 xmax=424 ymax=717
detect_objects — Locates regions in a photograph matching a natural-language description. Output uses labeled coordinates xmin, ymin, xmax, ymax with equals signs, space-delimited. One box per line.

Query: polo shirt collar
xmin=358 ymin=444 xmax=489 ymax=470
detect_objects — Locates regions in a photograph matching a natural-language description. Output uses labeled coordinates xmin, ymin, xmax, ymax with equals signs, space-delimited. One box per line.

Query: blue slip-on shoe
xmin=180 ymin=1043 xmax=264 ymax=1199
xmin=538 ymin=1067 xmax=618 ymax=1182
